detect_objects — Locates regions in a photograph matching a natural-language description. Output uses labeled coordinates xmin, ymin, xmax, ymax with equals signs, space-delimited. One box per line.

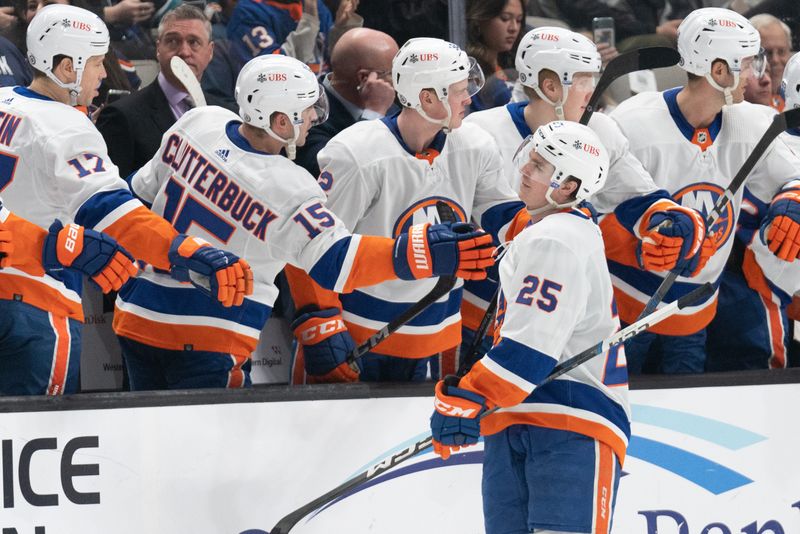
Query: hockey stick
xmin=344 ymin=201 xmax=458 ymax=369
xmin=636 ymin=107 xmax=800 ymax=321
xmin=170 ymin=56 xmax=207 ymax=107
xmin=579 ymin=46 xmax=680 ymax=125
xmin=458 ymin=48 xmax=682 ymax=376
xmin=269 ymin=282 xmax=712 ymax=534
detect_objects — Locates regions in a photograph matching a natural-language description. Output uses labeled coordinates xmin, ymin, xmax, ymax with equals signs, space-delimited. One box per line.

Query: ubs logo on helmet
xmin=419 ymin=53 xmax=439 ymax=62
xmin=672 ymin=182 xmax=734 ymax=247
xmin=68 ymin=20 xmax=92 ymax=31
xmin=392 ymin=197 xmax=465 ymax=237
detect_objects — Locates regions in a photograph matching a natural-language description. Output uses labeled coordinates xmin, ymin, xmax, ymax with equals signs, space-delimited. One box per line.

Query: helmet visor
xmin=310 ymin=84 xmax=329 ymax=126
xmin=512 ymin=135 xmax=556 ymax=187
xmin=746 ymin=48 xmax=768 ymax=79
xmin=467 ymin=57 xmax=486 ymax=97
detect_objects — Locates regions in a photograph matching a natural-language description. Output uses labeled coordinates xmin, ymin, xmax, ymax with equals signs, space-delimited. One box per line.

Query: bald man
xmin=295 ymin=27 xmax=398 ymax=177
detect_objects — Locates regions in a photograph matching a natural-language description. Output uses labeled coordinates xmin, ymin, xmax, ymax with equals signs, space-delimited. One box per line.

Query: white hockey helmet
xmin=392 ymin=37 xmax=484 ymax=131
xmin=513 ymin=120 xmax=609 ymax=211
xmin=26 ymin=4 xmax=109 ymax=105
xmin=780 ymin=52 xmax=800 ymax=111
xmin=677 ymin=7 xmax=761 ymax=104
xmin=515 ymin=27 xmax=601 ymax=119
xmin=235 ymin=55 xmax=328 ymax=160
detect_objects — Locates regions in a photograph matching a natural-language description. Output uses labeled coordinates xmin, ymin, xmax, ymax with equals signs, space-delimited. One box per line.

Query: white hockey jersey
xmin=461 ymin=102 xmax=660 ymax=334
xmin=0 ymin=86 xmax=177 ymax=321
xmin=298 ymin=114 xmax=525 ymax=358
xmin=461 ymin=207 xmax=631 ymax=463
xmin=116 ymin=106 xmax=402 ymax=357
xmin=463 ymin=102 xmax=660 ymax=208
xmin=609 ymin=89 xmax=800 ymax=334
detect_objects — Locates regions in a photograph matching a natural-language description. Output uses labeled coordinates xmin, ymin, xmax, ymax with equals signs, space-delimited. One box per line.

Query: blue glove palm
xmin=291 ymin=307 xmax=360 ymax=383
xmin=393 ymin=222 xmax=495 ymax=280
xmin=42 ymin=220 xmax=138 ymax=293
xmin=430 ymin=375 xmax=488 ymax=459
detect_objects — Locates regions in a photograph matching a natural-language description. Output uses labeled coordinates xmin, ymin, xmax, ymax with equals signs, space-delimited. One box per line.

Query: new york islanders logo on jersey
xmin=391 ymin=197 xmax=466 ymax=237
xmin=673 ymin=182 xmax=735 ymax=247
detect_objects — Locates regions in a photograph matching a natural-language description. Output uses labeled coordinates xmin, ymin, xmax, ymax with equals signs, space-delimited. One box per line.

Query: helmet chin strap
xmin=45 ymin=69 xmax=83 ymax=107
xmin=264 ymin=122 xmax=300 ymax=160
xmin=705 ymin=71 xmax=739 ymax=106
xmin=416 ymin=99 xmax=454 ymax=133
xmin=526 ymin=176 xmax=579 ymax=218
xmin=533 ymin=84 xmax=569 ymax=121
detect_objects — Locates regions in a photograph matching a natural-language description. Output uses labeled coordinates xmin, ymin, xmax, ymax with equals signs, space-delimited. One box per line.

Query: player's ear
xmin=52 ymin=56 xmax=76 ymax=81
xmin=710 ymin=59 xmax=730 ymax=82
xmin=540 ymin=76 xmax=560 ymax=100
xmin=419 ymin=88 xmax=435 ymax=106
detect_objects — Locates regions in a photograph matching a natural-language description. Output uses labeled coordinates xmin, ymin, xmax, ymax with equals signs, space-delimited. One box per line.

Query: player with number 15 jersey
xmin=116 ymin=54 xmax=493 ymax=390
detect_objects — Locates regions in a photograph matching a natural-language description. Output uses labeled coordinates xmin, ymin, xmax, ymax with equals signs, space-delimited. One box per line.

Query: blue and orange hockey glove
xmin=42 ymin=220 xmax=139 ymax=293
xmin=291 ymin=307 xmax=359 ymax=383
xmin=637 ymin=203 xmax=716 ymax=277
xmin=430 ymin=374 xmax=488 ymax=460
xmin=168 ymin=234 xmax=254 ymax=307
xmin=760 ymin=183 xmax=800 ymax=261
xmin=393 ymin=222 xmax=494 ymax=281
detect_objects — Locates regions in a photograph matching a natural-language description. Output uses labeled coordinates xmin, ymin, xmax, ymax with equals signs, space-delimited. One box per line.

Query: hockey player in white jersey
xmin=708 ymin=52 xmax=800 ymax=370
xmin=430 ymin=121 xmax=629 ymax=534
xmin=610 ymin=7 xmax=800 ymax=374
xmin=0 ymin=4 xmax=253 ymax=396
xmin=116 ymin=54 xmax=494 ymax=389
xmin=286 ymin=37 xmax=529 ymax=383
xmin=462 ymin=26 xmax=714 ymax=359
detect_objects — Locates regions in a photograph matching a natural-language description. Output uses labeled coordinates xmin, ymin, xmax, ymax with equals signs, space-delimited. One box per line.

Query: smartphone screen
xmin=592 ymin=17 xmax=615 ymax=48
xmin=104 ymin=89 xmax=131 ymax=106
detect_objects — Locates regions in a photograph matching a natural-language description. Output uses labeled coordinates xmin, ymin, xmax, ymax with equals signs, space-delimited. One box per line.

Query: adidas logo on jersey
xmin=214 ymin=148 xmax=230 ymax=162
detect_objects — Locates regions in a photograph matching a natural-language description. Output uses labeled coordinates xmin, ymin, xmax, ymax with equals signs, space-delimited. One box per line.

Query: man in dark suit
xmin=97 ymin=4 xmax=217 ymax=179
xmin=295 ymin=27 xmax=397 ymax=177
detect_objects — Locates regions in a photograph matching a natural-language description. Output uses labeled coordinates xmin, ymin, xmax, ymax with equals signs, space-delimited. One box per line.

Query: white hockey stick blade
xmin=170 ymin=56 xmax=206 ymax=107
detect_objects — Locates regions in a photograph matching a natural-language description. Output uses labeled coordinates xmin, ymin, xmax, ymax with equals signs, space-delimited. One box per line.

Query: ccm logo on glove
xmin=434 ymin=398 xmax=479 ymax=418
xmin=298 ymin=317 xmax=346 ymax=342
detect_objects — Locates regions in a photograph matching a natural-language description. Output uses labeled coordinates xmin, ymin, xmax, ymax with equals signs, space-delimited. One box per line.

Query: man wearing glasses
xmin=97 ymin=4 xmax=218 ymax=179
xmin=295 ymin=27 xmax=398 ymax=177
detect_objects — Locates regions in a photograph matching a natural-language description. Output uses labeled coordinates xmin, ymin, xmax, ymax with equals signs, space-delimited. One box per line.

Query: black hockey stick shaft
xmin=345 ymin=201 xmax=458 ymax=366
xmin=268 ymin=282 xmax=712 ymax=534
xmin=458 ymin=48 xmax=682 ymax=376
xmin=580 ymin=47 xmax=680 ymax=125
xmin=457 ymin=290 xmax=497 ymax=376
xmin=636 ymin=107 xmax=800 ymax=321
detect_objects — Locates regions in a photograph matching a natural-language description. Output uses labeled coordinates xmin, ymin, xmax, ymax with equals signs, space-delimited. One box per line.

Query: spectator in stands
xmin=295 ymin=27 xmax=397 ymax=177
xmin=96 ymin=3 xmax=217 ymax=178
xmin=749 ymin=13 xmax=792 ymax=110
xmin=227 ymin=0 xmax=362 ymax=74
xmin=0 ymin=33 xmax=30 ymax=86
xmin=527 ymin=0 xmax=681 ymax=52
xmin=466 ymin=0 xmax=526 ymax=112
xmin=743 ymin=53 xmax=774 ymax=107
xmin=201 ymin=0 xmax=240 ymax=111
xmin=744 ymin=0 xmax=799 ymax=51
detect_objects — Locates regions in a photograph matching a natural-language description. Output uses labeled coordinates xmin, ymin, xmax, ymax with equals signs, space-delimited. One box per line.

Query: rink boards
xmin=1 ymin=374 xmax=799 ymax=534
